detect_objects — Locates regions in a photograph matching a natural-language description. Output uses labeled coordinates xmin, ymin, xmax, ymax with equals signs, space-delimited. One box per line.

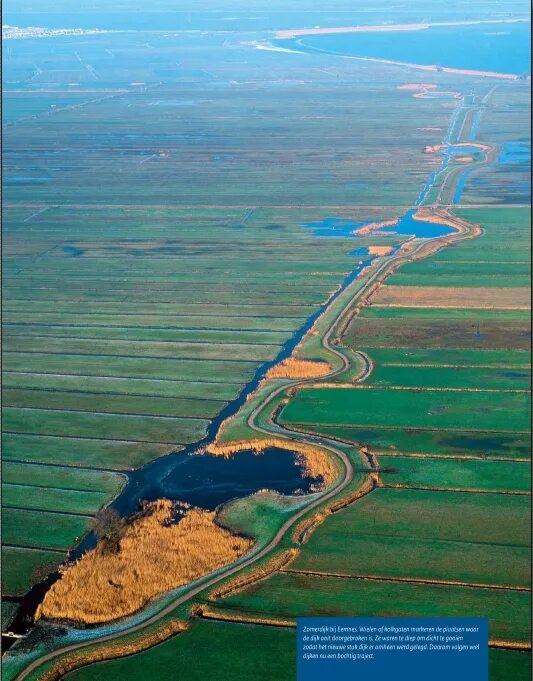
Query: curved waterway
xmin=5 ymin=253 xmax=376 ymax=641
xmin=6 ymin=89 xmax=470 ymax=646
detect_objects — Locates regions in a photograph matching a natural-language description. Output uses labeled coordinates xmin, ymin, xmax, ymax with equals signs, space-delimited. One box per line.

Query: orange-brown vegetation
xmin=354 ymin=218 xmax=398 ymax=235
xmin=208 ymin=548 xmax=299 ymax=600
xmin=266 ymin=358 xmax=332 ymax=379
xmin=38 ymin=500 xmax=253 ymax=625
xmin=197 ymin=605 xmax=295 ymax=628
xmin=37 ymin=619 xmax=188 ymax=681
xmin=370 ymin=285 xmax=531 ymax=310
xmin=489 ymin=640 xmax=532 ymax=650
xmin=204 ymin=438 xmax=340 ymax=491
xmin=368 ymin=245 xmax=394 ymax=256
xmin=412 ymin=208 xmax=461 ymax=231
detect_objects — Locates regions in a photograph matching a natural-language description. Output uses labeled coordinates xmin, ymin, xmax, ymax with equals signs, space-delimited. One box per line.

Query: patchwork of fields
xmin=192 ymin=209 xmax=531 ymax=677
xmin=1 ymin=4 xmax=531 ymax=680
xmin=270 ymin=207 xmax=531 ymax=651
xmin=1 ymin=22 xmax=453 ymax=621
xmin=2 ymin=205 xmax=370 ymax=599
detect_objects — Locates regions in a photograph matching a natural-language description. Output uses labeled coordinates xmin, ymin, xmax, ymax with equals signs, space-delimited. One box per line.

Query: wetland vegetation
xmin=1 ymin=1 xmax=530 ymax=680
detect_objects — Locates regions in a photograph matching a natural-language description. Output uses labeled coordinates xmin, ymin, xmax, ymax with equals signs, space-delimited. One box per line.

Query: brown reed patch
xmin=354 ymin=218 xmax=398 ymax=235
xmin=198 ymin=605 xmax=295 ymax=628
xmin=266 ymin=358 xmax=332 ymax=379
xmin=38 ymin=500 xmax=254 ymax=625
xmin=204 ymin=438 xmax=340 ymax=491
xmin=370 ymin=285 xmax=531 ymax=309
xmin=38 ymin=619 xmax=188 ymax=681
xmin=368 ymin=245 xmax=394 ymax=256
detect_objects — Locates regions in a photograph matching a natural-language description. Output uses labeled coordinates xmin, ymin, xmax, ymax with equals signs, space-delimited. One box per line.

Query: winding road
xmin=9 ymin=86 xmax=492 ymax=681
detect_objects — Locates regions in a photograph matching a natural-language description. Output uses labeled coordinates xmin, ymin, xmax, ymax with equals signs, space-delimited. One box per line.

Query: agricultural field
xmin=1 ymin=3 xmax=463 ymax=615
xmin=1 ymin=1 xmax=530 ymax=679
xmin=66 ymin=619 xmax=295 ymax=681
xmin=273 ymin=205 xmax=531 ymax=663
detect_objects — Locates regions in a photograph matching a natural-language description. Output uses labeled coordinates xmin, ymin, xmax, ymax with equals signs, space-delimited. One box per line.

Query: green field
xmin=1 ymin=9 xmax=531 ymax=680
xmin=2 ymin=509 xmax=92 ymax=551
xmin=357 ymin=348 xmax=531 ymax=367
xmin=365 ymin=365 xmax=531 ymax=390
xmin=280 ymin=387 xmax=531 ymax=432
xmin=216 ymin=573 xmax=531 ymax=642
xmin=379 ymin=456 xmax=531 ymax=492
xmin=2 ymin=547 xmax=68 ymax=596
xmin=66 ymin=620 xmax=295 ymax=681
xmin=291 ymin=424 xmax=531 ymax=459
xmin=288 ymin=488 xmax=530 ymax=586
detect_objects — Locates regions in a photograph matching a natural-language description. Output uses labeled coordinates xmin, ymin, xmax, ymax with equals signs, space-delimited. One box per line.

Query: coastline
xmin=274 ymin=18 xmax=530 ymax=40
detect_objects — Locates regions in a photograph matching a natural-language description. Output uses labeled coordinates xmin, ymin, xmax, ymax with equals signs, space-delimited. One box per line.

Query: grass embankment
xmin=36 ymin=619 xmax=188 ymax=681
xmin=65 ymin=619 xmax=296 ymax=681
xmin=38 ymin=500 xmax=253 ymax=625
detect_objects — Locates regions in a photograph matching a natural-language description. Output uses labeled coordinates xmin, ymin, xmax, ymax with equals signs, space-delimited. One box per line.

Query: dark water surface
xmin=113 ymin=447 xmax=316 ymax=518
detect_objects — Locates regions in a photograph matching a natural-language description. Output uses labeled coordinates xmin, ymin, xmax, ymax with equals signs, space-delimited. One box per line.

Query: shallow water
xmin=279 ymin=22 xmax=531 ymax=75
xmin=498 ymin=141 xmax=531 ymax=165
xmin=379 ymin=209 xmax=454 ymax=238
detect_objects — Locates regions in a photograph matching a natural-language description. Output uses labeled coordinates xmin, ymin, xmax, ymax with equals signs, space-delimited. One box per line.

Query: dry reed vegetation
xmin=368 ymin=245 xmax=394 ymax=256
xmin=205 ymin=438 xmax=340 ymax=491
xmin=266 ymin=358 xmax=332 ymax=379
xmin=38 ymin=500 xmax=253 ymax=625
xmin=370 ymin=285 xmax=531 ymax=308
xmin=38 ymin=619 xmax=188 ymax=681
xmin=197 ymin=605 xmax=295 ymax=628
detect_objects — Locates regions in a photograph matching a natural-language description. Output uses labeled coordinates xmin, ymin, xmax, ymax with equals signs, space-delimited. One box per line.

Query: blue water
xmin=279 ymin=22 xmax=531 ymax=75
xmin=303 ymin=210 xmax=453 ymax=240
xmin=380 ymin=209 xmax=453 ymax=238
xmin=498 ymin=141 xmax=531 ymax=165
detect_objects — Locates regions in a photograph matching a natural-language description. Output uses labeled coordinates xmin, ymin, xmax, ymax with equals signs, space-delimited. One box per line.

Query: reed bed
xmin=266 ymin=358 xmax=332 ymax=379
xmin=38 ymin=500 xmax=253 ymax=625
xmin=208 ymin=548 xmax=299 ymax=600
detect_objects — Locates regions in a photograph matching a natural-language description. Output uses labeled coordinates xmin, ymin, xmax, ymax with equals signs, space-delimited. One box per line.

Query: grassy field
xmin=364 ymin=365 xmax=531 ymax=390
xmin=293 ymin=424 xmax=531 ymax=459
xmin=280 ymin=387 xmax=531 ymax=432
xmin=56 ymin=622 xmax=531 ymax=681
xmin=2 ymin=547 xmax=68 ymax=597
xmin=66 ymin=620 xmax=295 ymax=681
xmin=1 ymin=13 xmax=445 ymax=602
xmin=1 ymin=6 xmax=530 ymax=679
xmin=287 ymin=488 xmax=531 ymax=586
xmin=275 ymin=205 xmax=531 ymax=659
xmin=378 ymin=456 xmax=531 ymax=492
xmin=215 ymin=573 xmax=531 ymax=642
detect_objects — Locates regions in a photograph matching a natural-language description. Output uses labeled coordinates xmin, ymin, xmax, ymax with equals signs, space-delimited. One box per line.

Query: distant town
xmin=2 ymin=25 xmax=111 ymax=40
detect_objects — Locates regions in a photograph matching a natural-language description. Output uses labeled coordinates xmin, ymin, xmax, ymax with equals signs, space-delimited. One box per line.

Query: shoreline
xmin=274 ymin=18 xmax=529 ymax=39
